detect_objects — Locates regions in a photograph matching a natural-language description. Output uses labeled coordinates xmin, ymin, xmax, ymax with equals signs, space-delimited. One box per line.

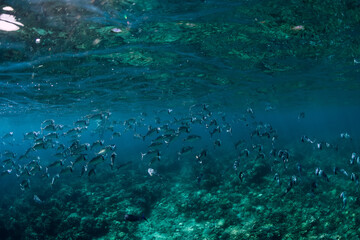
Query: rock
xmin=66 ymin=213 xmax=81 ymax=227
xmin=80 ymin=216 xmax=109 ymax=237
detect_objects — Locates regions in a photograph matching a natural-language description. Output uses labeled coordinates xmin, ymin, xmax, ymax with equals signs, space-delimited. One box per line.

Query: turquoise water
xmin=1 ymin=0 xmax=360 ymax=239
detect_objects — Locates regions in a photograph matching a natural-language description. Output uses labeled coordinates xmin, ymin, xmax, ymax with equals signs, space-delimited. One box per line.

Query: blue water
xmin=1 ymin=0 xmax=360 ymax=239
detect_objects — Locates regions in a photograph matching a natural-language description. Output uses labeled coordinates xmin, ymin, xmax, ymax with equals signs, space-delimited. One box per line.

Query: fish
xmin=233 ymin=160 xmax=239 ymax=171
xmin=124 ymin=118 xmax=136 ymax=128
xmin=42 ymin=124 xmax=57 ymax=132
xmin=73 ymin=154 xmax=87 ymax=165
xmin=141 ymin=150 xmax=160 ymax=161
xmin=145 ymin=126 xmax=160 ymax=138
xmin=16 ymin=167 xmax=31 ymax=177
xmin=106 ymin=24 xmax=118 ymax=34
xmin=265 ymin=105 xmax=274 ymax=112
xmin=18 ymin=153 xmax=30 ymax=161
xmin=225 ymin=127 xmax=232 ymax=135
xmin=316 ymin=142 xmax=322 ymax=150
xmin=209 ymin=119 xmax=218 ymax=127
xmin=41 ymin=119 xmax=55 ymax=126
xmin=209 ymin=126 xmax=221 ymax=138
xmin=2 ymin=150 xmax=16 ymax=159
xmin=2 ymin=132 xmax=14 ymax=139
xmin=1 ymin=169 xmax=12 ymax=176
xmin=351 ymin=173 xmax=359 ymax=185
xmin=44 ymin=132 xmax=59 ymax=139
xmin=333 ymin=167 xmax=348 ymax=177
xmin=47 ymin=159 xmax=63 ymax=168
xmin=256 ymin=152 xmax=265 ymax=159
xmin=27 ymin=160 xmax=41 ymax=169
xmin=190 ymin=117 xmax=203 ymax=124
xmin=148 ymin=168 xmax=157 ymax=176
xmin=350 ymin=153 xmax=357 ymax=165
xmin=310 ymin=181 xmax=317 ymax=194
xmin=124 ymin=214 xmax=148 ymax=222
xmin=70 ymin=143 xmax=90 ymax=155
xmin=163 ymin=134 xmax=178 ymax=144
xmin=284 ymin=176 xmax=297 ymax=195
xmin=51 ymin=174 xmax=60 ymax=187
xmin=315 ymin=167 xmax=329 ymax=182
xmin=112 ymin=132 xmax=121 ymax=139
xmin=234 ymin=139 xmax=245 ymax=149
xmin=240 ymin=149 xmax=250 ymax=157
xmin=32 ymin=142 xmax=47 ymax=151
xmin=80 ymin=165 xmax=88 ymax=177
xmin=195 ymin=149 xmax=207 ymax=164
xmin=239 ymin=171 xmax=244 ymax=182
xmin=2 ymin=158 xmax=15 ymax=167
xmin=41 ymin=170 xmax=50 ymax=179
xmin=148 ymin=141 xmax=163 ymax=149
xmin=269 ymin=148 xmax=277 ymax=157
xmin=74 ymin=119 xmax=89 ymax=127
xmin=301 ymin=135 xmax=314 ymax=144
xmin=154 ymin=117 xmax=161 ymax=124
xmin=34 ymin=137 xmax=46 ymax=144
xmin=254 ymin=144 xmax=264 ymax=152
xmin=20 ymin=179 xmax=30 ymax=191
xmin=29 ymin=164 xmax=42 ymax=174
xmin=214 ymin=139 xmax=221 ymax=147
xmin=54 ymin=152 xmax=65 ymax=158
xmin=278 ymin=150 xmax=289 ymax=168
xmin=86 ymin=113 xmax=104 ymax=121
xmin=149 ymin=155 xmax=161 ymax=165
xmin=197 ymin=173 xmax=203 ymax=184
xmin=133 ymin=133 xmax=145 ymax=141
xmin=60 ymin=166 xmax=73 ymax=175
xmin=57 ymin=144 xmax=66 ymax=151
xmin=116 ymin=161 xmax=132 ymax=170
xmin=298 ymin=112 xmax=305 ymax=119
xmin=88 ymin=168 xmax=96 ymax=177
xmin=178 ymin=146 xmax=193 ymax=156
xmin=333 ymin=166 xmax=339 ymax=175
xmin=33 ymin=195 xmax=42 ymax=204
xmin=91 ymin=140 xmax=104 ymax=150
xmin=297 ymin=163 xmax=302 ymax=177
xmin=177 ymin=126 xmax=190 ymax=134
xmin=278 ymin=150 xmax=289 ymax=160
xmin=246 ymin=107 xmax=254 ymax=116
xmin=207 ymin=119 xmax=218 ymax=128
xmin=97 ymin=145 xmax=116 ymax=155
xmin=340 ymin=192 xmax=347 ymax=209
xmin=274 ymin=173 xmax=280 ymax=185
xmin=63 ymin=127 xmax=83 ymax=136
xmin=183 ymin=135 xmax=201 ymax=142
xmin=340 ymin=133 xmax=351 ymax=139
xmin=24 ymin=131 xmax=40 ymax=140
xmin=88 ymin=155 xmax=105 ymax=165
xmin=110 ymin=152 xmax=116 ymax=170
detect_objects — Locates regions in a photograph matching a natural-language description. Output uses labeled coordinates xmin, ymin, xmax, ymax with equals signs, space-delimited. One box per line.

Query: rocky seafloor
xmin=1 ymin=149 xmax=360 ymax=240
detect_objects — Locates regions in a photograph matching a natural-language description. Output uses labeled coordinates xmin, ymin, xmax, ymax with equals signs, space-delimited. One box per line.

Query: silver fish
xmin=33 ymin=195 xmax=42 ymax=204
xmin=88 ymin=155 xmax=105 ymax=165
xmin=20 ymin=179 xmax=30 ymax=191
xmin=183 ymin=135 xmax=201 ymax=142
xmin=340 ymin=192 xmax=347 ymax=209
